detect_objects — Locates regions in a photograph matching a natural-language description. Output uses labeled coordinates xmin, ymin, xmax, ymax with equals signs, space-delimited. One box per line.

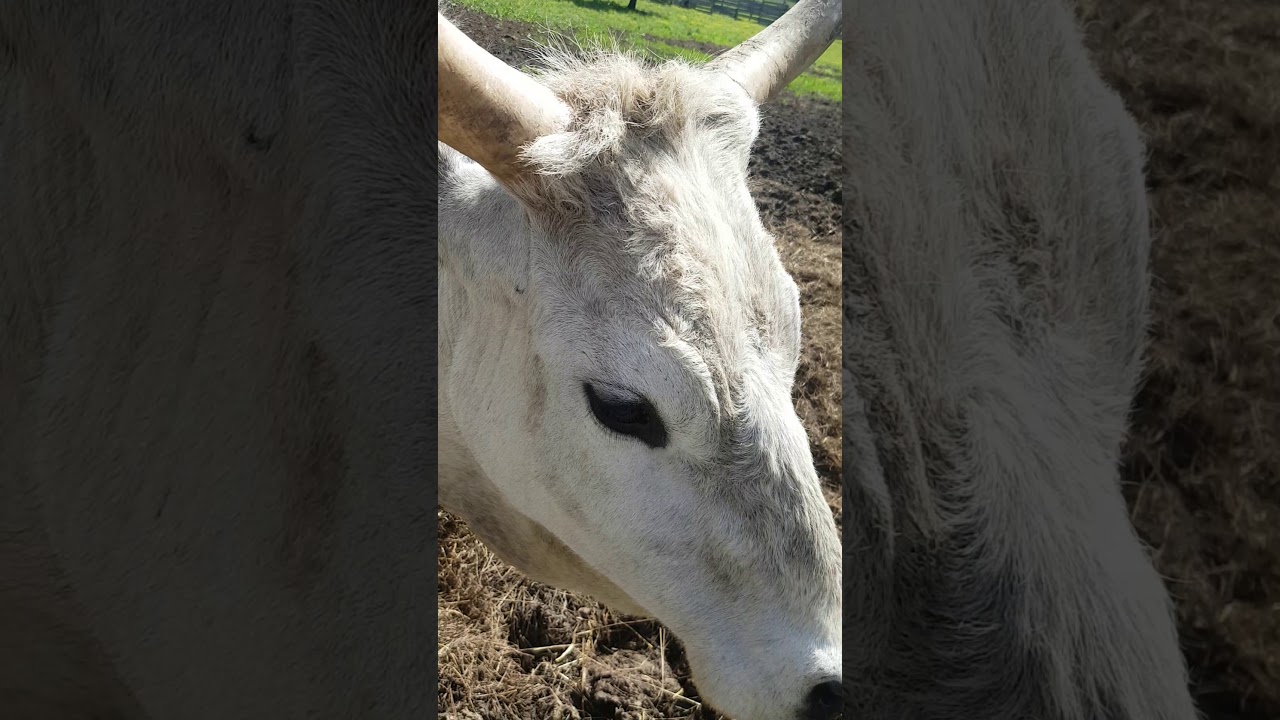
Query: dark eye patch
xmin=584 ymin=382 xmax=668 ymax=449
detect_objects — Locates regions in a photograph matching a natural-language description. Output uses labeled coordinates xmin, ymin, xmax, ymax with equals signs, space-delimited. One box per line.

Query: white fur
xmin=439 ymin=49 xmax=841 ymax=720
xmin=2 ymin=3 xmax=436 ymax=717
xmin=842 ymin=1 xmax=1199 ymax=719
xmin=0 ymin=2 xmax=840 ymax=719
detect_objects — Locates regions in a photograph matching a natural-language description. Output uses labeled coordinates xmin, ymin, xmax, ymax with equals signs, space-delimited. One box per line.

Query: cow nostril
xmin=803 ymin=678 xmax=843 ymax=720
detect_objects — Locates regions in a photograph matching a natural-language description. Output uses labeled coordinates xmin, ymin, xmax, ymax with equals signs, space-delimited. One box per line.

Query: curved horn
xmin=708 ymin=0 xmax=841 ymax=104
xmin=437 ymin=14 xmax=571 ymax=180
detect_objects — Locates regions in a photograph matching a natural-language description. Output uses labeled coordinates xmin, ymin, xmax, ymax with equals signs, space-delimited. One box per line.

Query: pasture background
xmin=437 ymin=0 xmax=1280 ymax=718
xmin=446 ymin=0 xmax=841 ymax=101
xmin=437 ymin=2 xmax=842 ymax=718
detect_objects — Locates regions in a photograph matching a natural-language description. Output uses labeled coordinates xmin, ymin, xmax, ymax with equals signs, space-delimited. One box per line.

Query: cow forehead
xmin=542 ymin=183 xmax=788 ymax=350
xmin=511 ymin=50 xmax=798 ymax=421
xmin=533 ymin=119 xmax=785 ymax=341
xmin=535 ymin=227 xmax=795 ymax=439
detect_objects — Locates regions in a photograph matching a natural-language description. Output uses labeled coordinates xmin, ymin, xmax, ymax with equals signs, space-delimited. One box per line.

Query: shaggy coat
xmin=842 ymin=2 xmax=1198 ymax=719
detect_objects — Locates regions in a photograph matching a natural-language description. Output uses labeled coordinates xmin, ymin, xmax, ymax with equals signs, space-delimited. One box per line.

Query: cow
xmin=437 ymin=1 xmax=843 ymax=719
xmin=0 ymin=0 xmax=841 ymax=719
xmin=2 ymin=2 xmax=437 ymax=717
xmin=841 ymin=1 xmax=1200 ymax=719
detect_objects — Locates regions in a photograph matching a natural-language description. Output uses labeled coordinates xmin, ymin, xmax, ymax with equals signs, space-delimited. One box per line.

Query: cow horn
xmin=708 ymin=0 xmax=841 ymax=104
xmin=437 ymin=14 xmax=571 ymax=181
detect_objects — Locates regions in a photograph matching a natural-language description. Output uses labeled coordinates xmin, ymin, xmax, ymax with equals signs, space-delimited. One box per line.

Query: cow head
xmin=438 ymin=2 xmax=843 ymax=719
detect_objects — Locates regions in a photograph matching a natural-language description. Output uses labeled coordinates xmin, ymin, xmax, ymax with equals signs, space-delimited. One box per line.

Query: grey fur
xmin=2 ymin=2 xmax=436 ymax=716
xmin=438 ymin=38 xmax=841 ymax=720
xmin=842 ymin=2 xmax=1198 ymax=719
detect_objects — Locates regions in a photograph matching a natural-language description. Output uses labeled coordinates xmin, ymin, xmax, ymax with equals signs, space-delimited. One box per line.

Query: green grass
xmin=449 ymin=0 xmax=841 ymax=102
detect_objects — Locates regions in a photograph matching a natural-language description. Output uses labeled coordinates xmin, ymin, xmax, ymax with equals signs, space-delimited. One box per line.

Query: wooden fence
xmin=648 ymin=0 xmax=794 ymax=27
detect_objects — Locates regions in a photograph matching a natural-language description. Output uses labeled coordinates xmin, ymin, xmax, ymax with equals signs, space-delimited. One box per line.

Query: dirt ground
xmin=438 ymin=7 xmax=842 ymax=719
xmin=440 ymin=2 xmax=1280 ymax=718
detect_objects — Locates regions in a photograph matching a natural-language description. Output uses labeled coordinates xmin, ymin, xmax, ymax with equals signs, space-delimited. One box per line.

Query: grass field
xmin=446 ymin=0 xmax=842 ymax=102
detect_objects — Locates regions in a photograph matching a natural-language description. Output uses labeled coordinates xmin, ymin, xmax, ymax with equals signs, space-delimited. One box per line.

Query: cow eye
xmin=584 ymin=383 xmax=667 ymax=449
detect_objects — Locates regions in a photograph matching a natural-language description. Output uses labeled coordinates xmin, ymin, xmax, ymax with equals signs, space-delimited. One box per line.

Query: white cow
xmin=2 ymin=2 xmax=438 ymax=718
xmin=437 ymin=2 xmax=843 ymax=720
xmin=842 ymin=1 xmax=1199 ymax=719
xmin=1 ymin=1 xmax=841 ymax=719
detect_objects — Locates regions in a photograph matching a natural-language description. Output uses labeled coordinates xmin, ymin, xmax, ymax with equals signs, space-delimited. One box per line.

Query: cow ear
xmin=438 ymin=144 xmax=532 ymax=296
